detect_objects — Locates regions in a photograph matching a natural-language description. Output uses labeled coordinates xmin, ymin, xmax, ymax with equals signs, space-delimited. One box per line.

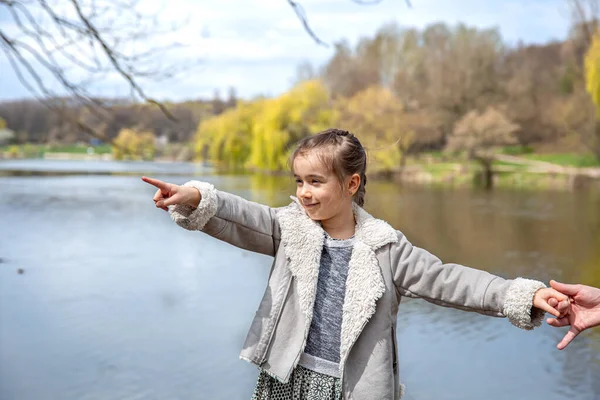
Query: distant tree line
xmin=0 ymin=90 xmax=237 ymax=145
xmin=3 ymin=15 xmax=600 ymax=173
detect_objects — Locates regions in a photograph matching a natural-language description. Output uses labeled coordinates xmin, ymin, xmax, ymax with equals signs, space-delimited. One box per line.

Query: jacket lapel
xmin=339 ymin=204 xmax=398 ymax=370
xmin=276 ymin=199 xmax=324 ymax=335
xmin=276 ymin=199 xmax=398 ymax=371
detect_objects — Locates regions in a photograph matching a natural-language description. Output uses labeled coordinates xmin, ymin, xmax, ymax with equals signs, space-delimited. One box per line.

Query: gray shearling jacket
xmin=170 ymin=181 xmax=547 ymax=400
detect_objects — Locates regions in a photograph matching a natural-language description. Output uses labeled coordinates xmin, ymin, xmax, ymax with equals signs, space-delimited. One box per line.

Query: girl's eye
xmin=311 ymin=179 xmax=320 ymax=184
xmin=295 ymin=179 xmax=303 ymax=185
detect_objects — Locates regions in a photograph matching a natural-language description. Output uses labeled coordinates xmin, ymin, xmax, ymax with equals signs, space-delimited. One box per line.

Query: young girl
xmin=142 ymin=129 xmax=568 ymax=400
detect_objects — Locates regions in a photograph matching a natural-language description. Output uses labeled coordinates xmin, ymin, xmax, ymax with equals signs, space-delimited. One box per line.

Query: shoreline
xmin=2 ymin=153 xmax=599 ymax=191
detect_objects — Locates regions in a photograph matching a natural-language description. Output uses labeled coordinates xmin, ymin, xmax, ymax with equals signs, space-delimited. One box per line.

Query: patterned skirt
xmin=251 ymin=365 xmax=342 ymax=400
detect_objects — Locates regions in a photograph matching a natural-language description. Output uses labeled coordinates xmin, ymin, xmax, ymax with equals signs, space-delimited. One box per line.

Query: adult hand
xmin=546 ymin=280 xmax=600 ymax=350
xmin=141 ymin=176 xmax=201 ymax=211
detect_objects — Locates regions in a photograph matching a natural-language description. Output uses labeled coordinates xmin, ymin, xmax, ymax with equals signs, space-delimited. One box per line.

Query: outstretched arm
xmin=142 ymin=177 xmax=281 ymax=257
xmin=546 ymin=280 xmax=600 ymax=350
xmin=391 ymin=231 xmax=568 ymax=330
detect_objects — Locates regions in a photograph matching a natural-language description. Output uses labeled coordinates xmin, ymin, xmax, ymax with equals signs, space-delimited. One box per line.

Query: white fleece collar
xmin=277 ymin=198 xmax=398 ymax=372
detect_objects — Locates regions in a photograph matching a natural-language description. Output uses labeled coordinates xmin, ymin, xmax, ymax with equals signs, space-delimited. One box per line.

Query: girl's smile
xmin=293 ymin=151 xmax=349 ymax=223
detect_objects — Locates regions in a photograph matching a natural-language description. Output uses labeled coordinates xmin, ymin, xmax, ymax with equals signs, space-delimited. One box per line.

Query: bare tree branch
xmin=286 ymin=0 xmax=329 ymax=47
xmin=288 ymin=0 xmax=412 ymax=46
xmin=0 ymin=30 xmax=117 ymax=146
xmin=1 ymin=0 xmax=411 ymax=149
xmin=0 ymin=0 xmax=192 ymax=149
xmin=67 ymin=0 xmax=176 ymax=120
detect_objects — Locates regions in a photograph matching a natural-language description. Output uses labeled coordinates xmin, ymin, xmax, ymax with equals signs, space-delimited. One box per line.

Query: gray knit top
xmin=298 ymin=233 xmax=355 ymax=378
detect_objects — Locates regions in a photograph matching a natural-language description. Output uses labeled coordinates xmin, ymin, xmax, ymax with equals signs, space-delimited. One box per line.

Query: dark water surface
xmin=1 ymin=160 xmax=599 ymax=400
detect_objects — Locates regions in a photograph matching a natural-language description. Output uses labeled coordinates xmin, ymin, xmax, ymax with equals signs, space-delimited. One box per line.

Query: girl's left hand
xmin=534 ymin=288 xmax=569 ymax=317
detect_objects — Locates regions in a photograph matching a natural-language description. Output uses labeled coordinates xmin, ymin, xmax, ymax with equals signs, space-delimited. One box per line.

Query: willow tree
xmin=194 ymin=80 xmax=334 ymax=171
xmin=447 ymin=107 xmax=519 ymax=189
xmin=195 ymin=101 xmax=260 ymax=169
xmin=248 ymin=80 xmax=335 ymax=171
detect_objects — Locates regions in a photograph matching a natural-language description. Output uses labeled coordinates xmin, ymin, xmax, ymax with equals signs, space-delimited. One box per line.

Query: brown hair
xmin=290 ymin=128 xmax=368 ymax=207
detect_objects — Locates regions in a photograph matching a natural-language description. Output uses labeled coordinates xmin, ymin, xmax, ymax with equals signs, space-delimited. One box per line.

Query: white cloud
xmin=0 ymin=0 xmax=572 ymax=102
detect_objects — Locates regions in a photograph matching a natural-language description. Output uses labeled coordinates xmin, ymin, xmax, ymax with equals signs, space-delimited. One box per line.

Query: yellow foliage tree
xmin=586 ymin=34 xmax=600 ymax=115
xmin=0 ymin=117 xmax=6 ymax=130
xmin=112 ymin=128 xmax=155 ymax=161
xmin=195 ymin=101 xmax=259 ymax=169
xmin=248 ymin=80 xmax=336 ymax=171
xmin=334 ymin=86 xmax=413 ymax=173
xmin=195 ymin=79 xmax=335 ymax=171
xmin=584 ymin=32 xmax=600 ymax=160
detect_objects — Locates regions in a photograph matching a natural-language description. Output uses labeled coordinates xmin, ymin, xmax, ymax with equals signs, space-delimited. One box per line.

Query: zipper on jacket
xmin=259 ymin=276 xmax=292 ymax=365
xmin=339 ymin=317 xmax=370 ymax=399
xmin=289 ymin=305 xmax=313 ymax=378
xmin=289 ymin=280 xmax=321 ymax=381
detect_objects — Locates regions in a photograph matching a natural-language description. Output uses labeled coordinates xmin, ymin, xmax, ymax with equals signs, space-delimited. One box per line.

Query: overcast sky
xmin=0 ymin=0 xmax=573 ymax=102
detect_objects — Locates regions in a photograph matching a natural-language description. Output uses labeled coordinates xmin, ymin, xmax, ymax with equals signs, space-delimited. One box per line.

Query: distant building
xmin=155 ymin=134 xmax=169 ymax=148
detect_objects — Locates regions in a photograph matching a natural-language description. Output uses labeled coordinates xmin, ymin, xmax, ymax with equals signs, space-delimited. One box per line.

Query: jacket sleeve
xmin=169 ymin=180 xmax=281 ymax=257
xmin=391 ymin=231 xmax=546 ymax=330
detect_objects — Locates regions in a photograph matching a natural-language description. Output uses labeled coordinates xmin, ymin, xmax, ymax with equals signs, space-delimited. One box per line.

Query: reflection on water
xmin=0 ymin=160 xmax=599 ymax=400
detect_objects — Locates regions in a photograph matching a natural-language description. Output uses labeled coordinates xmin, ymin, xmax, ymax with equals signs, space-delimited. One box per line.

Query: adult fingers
xmin=546 ymin=316 xmax=570 ymax=327
xmin=557 ymin=300 xmax=570 ymax=317
xmin=550 ymin=280 xmax=580 ymax=297
xmin=548 ymin=298 xmax=558 ymax=307
xmin=557 ymin=326 xmax=580 ymax=350
xmin=545 ymin=288 xmax=569 ymax=302
xmin=142 ymin=176 xmax=170 ymax=191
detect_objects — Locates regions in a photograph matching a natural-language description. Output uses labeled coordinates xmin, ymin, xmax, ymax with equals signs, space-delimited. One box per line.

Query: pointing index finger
xmin=142 ymin=176 xmax=169 ymax=191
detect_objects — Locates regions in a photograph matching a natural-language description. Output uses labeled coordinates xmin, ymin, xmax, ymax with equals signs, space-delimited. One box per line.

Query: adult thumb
xmin=550 ymin=280 xmax=580 ymax=296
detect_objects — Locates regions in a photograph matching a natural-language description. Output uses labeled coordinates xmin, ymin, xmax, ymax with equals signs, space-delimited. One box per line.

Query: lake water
xmin=1 ymin=159 xmax=599 ymax=400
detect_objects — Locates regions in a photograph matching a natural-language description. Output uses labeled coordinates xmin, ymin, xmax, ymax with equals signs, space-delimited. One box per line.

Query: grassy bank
xmin=398 ymin=151 xmax=600 ymax=190
xmin=521 ymin=153 xmax=600 ymax=168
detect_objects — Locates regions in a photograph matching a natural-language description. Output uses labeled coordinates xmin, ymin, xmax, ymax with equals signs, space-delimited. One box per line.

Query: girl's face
xmin=293 ymin=150 xmax=356 ymax=222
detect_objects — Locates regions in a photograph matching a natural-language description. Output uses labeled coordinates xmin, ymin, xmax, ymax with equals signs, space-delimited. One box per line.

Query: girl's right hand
xmin=141 ymin=176 xmax=201 ymax=211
